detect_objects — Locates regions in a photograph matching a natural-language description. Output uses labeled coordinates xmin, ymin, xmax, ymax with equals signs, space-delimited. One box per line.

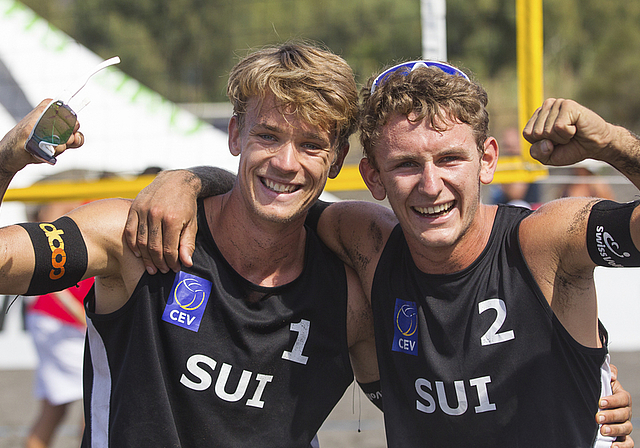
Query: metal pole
xmin=421 ymin=0 xmax=447 ymax=61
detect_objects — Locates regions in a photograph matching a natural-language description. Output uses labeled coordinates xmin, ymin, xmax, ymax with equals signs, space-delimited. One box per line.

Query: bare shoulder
xmin=521 ymin=198 xmax=599 ymax=245
xmin=520 ymin=197 xmax=600 ymax=275
xmin=318 ymin=200 xmax=397 ymax=274
xmin=67 ymin=198 xmax=132 ymax=247
xmin=68 ymin=198 xmax=146 ymax=313
xmin=66 ymin=198 xmax=137 ymax=274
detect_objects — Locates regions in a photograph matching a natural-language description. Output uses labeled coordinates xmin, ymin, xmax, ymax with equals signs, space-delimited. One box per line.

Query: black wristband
xmin=357 ymin=379 xmax=383 ymax=412
xmin=19 ymin=216 xmax=88 ymax=295
xmin=587 ymin=199 xmax=640 ymax=267
xmin=188 ymin=166 xmax=236 ymax=198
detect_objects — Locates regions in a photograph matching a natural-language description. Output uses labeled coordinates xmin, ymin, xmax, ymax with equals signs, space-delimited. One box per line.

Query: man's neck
xmin=204 ymin=193 xmax=307 ymax=287
xmin=408 ymin=204 xmax=498 ymax=275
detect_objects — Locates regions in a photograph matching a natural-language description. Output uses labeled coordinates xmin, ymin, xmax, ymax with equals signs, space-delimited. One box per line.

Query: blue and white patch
xmin=162 ymin=272 xmax=212 ymax=332
xmin=392 ymin=298 xmax=418 ymax=356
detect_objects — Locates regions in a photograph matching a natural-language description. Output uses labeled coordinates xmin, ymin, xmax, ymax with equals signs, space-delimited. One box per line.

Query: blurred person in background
xmin=560 ymin=159 xmax=616 ymax=200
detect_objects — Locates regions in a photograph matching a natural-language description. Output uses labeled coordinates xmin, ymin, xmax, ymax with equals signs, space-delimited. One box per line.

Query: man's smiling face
xmin=229 ymin=93 xmax=339 ymax=224
xmin=360 ymin=112 xmax=497 ymax=259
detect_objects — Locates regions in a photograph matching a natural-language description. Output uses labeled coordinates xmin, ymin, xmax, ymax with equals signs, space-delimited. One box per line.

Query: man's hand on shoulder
xmin=125 ymin=166 xmax=236 ymax=275
xmin=125 ymin=169 xmax=202 ymax=275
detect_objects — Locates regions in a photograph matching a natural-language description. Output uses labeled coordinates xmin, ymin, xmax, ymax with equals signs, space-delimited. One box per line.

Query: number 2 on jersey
xmin=478 ymin=299 xmax=515 ymax=346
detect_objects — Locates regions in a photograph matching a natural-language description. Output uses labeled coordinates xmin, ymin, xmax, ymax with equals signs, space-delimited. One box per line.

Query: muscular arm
xmin=0 ymin=100 xmax=139 ymax=313
xmin=315 ymin=200 xmax=397 ymax=296
xmin=124 ymin=165 xmax=397 ymax=293
xmin=0 ymin=199 xmax=140 ymax=312
xmin=522 ymin=99 xmax=637 ymax=444
xmin=345 ymin=264 xmax=378 ymax=384
xmin=523 ymin=98 xmax=640 ymax=255
xmin=0 ymin=99 xmax=85 ymax=293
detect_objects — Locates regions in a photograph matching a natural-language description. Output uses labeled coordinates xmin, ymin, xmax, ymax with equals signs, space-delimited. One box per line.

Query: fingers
xmin=125 ymin=201 xmax=169 ymax=275
xmin=528 ymin=140 xmax=555 ymax=165
xmin=66 ymin=119 xmax=84 ymax=149
xmin=133 ymin=209 xmax=160 ymax=275
xmin=124 ymin=208 xmax=142 ymax=258
xmin=53 ymin=116 xmax=84 ymax=158
xmin=523 ymin=98 xmax=578 ymax=146
xmin=127 ymin=204 xmax=183 ymax=275
xmin=126 ymin=170 xmax=201 ymax=274
xmin=61 ymin=130 xmax=84 ymax=151
xmin=141 ymin=207 xmax=174 ymax=275
xmin=598 ymin=406 xmax=633 ymax=438
xmin=178 ymin=221 xmax=198 ymax=268
xmin=598 ymin=369 xmax=633 ymax=440
xmin=612 ymin=435 xmax=634 ymax=448
xmin=602 ymin=421 xmax=634 ymax=441
xmin=154 ymin=210 xmax=183 ymax=273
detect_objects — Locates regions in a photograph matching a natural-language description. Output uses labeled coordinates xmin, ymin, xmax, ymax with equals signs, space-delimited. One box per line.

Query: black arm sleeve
xmin=305 ymin=200 xmax=333 ymax=233
xmin=188 ymin=166 xmax=236 ymax=198
xmin=586 ymin=199 xmax=640 ymax=267
xmin=18 ymin=216 xmax=88 ymax=295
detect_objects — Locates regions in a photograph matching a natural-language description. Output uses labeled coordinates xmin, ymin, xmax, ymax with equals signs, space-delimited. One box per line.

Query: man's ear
xmin=228 ymin=115 xmax=241 ymax=157
xmin=359 ymin=157 xmax=387 ymax=201
xmin=480 ymin=136 xmax=499 ymax=185
xmin=329 ymin=142 xmax=350 ymax=179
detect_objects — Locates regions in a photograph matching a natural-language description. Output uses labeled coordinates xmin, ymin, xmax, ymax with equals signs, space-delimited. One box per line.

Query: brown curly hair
xmin=360 ymin=64 xmax=489 ymax=167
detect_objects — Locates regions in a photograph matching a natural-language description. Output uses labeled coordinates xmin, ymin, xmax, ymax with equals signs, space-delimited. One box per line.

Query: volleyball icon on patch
xmin=392 ymin=298 xmax=418 ymax=355
xmin=174 ymin=277 xmax=207 ymax=311
xmin=162 ymin=271 xmax=212 ymax=332
xmin=396 ymin=303 xmax=417 ymax=336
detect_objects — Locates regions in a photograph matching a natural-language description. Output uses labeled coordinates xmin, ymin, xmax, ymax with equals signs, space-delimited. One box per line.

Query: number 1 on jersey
xmin=282 ymin=319 xmax=310 ymax=365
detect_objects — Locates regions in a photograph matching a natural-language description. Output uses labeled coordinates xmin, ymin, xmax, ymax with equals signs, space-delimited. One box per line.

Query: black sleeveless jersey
xmin=371 ymin=205 xmax=610 ymax=447
xmin=82 ymin=201 xmax=353 ymax=447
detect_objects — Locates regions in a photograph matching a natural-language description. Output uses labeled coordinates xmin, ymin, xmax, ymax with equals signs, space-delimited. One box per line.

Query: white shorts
xmin=26 ymin=313 xmax=85 ymax=406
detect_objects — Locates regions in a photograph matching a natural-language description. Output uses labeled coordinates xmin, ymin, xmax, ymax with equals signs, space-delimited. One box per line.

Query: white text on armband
xmin=587 ymin=200 xmax=640 ymax=267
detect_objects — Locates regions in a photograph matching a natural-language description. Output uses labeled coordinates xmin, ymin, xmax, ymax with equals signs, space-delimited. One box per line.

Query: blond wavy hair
xmin=227 ymin=42 xmax=359 ymax=150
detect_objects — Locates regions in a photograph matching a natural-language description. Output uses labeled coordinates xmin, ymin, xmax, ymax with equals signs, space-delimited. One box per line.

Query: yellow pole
xmin=516 ymin=0 xmax=544 ymax=164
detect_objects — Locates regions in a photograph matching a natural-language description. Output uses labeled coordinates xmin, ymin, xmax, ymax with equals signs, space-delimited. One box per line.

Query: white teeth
xmin=414 ymin=201 xmax=454 ymax=216
xmin=263 ymin=178 xmax=297 ymax=193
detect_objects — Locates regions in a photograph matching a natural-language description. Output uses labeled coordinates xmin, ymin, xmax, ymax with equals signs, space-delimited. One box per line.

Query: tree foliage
xmin=19 ymin=0 xmax=640 ymax=132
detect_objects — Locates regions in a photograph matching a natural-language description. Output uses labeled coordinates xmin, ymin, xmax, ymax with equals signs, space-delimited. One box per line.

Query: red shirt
xmin=27 ymin=277 xmax=94 ymax=329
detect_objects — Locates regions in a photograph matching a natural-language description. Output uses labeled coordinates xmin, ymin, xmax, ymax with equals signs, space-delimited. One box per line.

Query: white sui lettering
xmin=180 ymin=354 xmax=274 ymax=408
xmin=415 ymin=376 xmax=496 ymax=416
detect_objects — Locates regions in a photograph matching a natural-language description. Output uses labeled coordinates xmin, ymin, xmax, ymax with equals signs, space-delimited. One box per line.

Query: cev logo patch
xmin=162 ymin=272 xmax=212 ymax=332
xmin=392 ymin=298 xmax=418 ymax=355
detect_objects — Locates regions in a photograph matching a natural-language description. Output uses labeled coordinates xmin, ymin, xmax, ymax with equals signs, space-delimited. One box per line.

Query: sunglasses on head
xmin=370 ymin=60 xmax=470 ymax=95
xmin=25 ymin=56 xmax=120 ymax=165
